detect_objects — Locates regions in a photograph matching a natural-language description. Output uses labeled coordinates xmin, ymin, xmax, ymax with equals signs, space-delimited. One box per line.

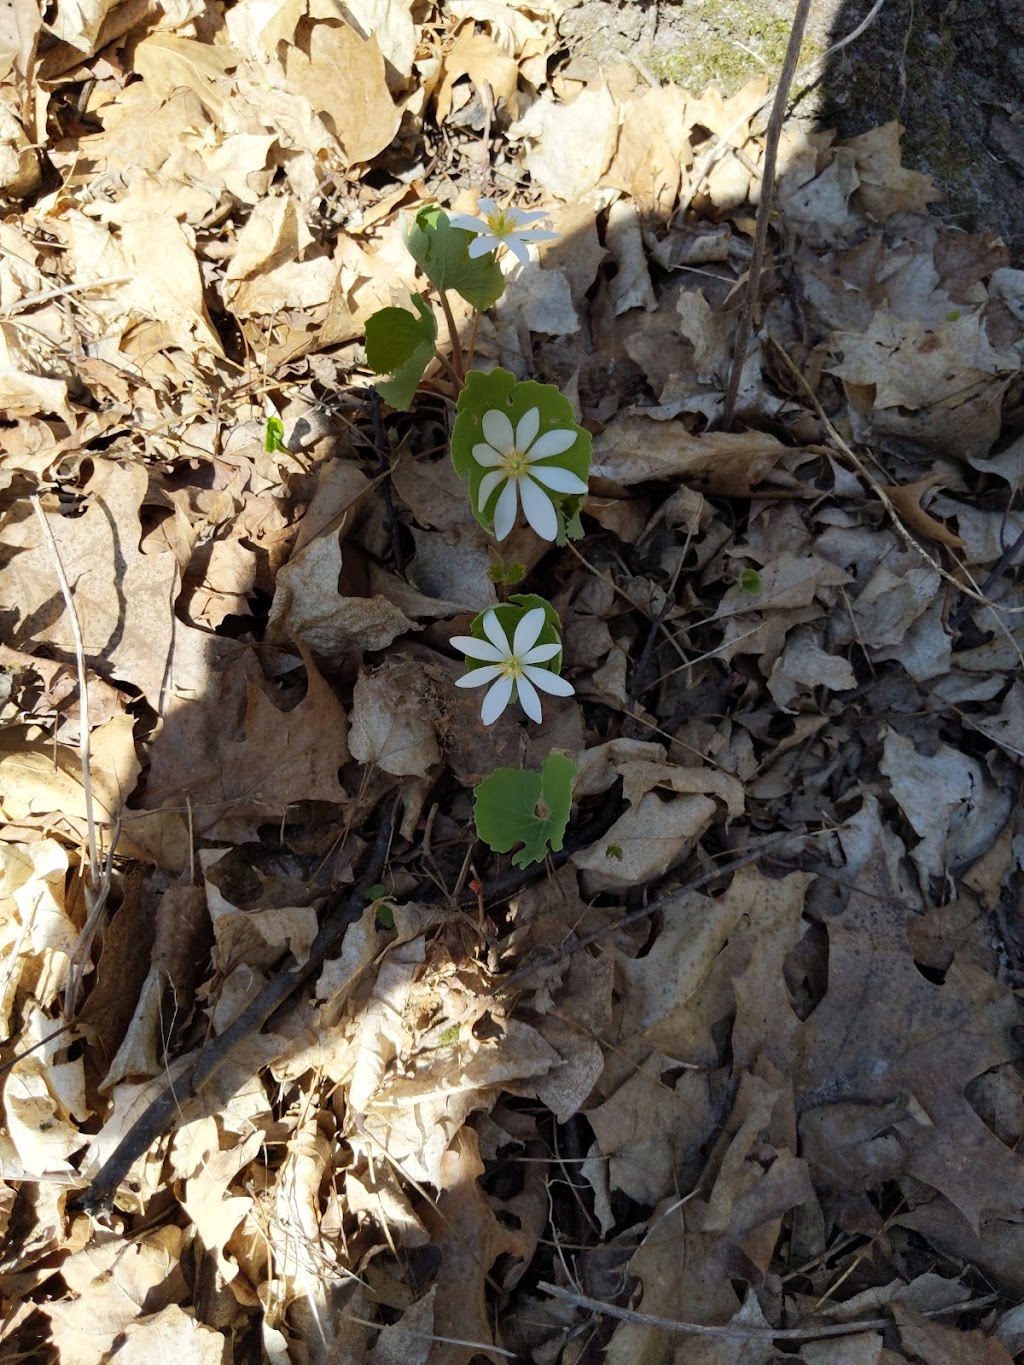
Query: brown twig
xmin=30 ymin=495 xmax=121 ymax=1015
xmin=720 ymin=0 xmax=813 ymax=429
xmin=539 ymin=1281 xmax=997 ymax=1341
xmin=767 ymin=337 xmax=1024 ymax=636
xmin=949 ymin=523 xmax=1024 ymax=631
xmin=76 ymin=802 xmax=397 ymax=1213
xmin=30 ymin=496 xmax=99 ymax=886
xmin=488 ymin=830 xmax=804 ymax=998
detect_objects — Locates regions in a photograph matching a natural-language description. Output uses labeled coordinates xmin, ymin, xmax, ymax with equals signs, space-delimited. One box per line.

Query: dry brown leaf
xmin=573 ymin=790 xmax=717 ymax=892
xmin=285 ymin=19 xmax=400 ymax=166
xmin=602 ymin=84 xmax=692 ymax=213
xmin=44 ymin=1227 xmax=189 ymax=1365
xmin=349 ymin=659 xmax=442 ymax=777
xmin=107 ymin=1305 xmax=231 ymax=1365
xmin=267 ymin=533 xmax=420 ymax=658
xmin=795 ymin=805 xmax=1024 ymax=1234
xmin=891 ymin=1302 xmax=1013 ymax=1365
xmin=435 ymin=27 xmax=519 ymax=125
xmin=591 ymin=416 xmax=786 ymax=493
xmin=0 ymin=840 xmax=75 ymax=1036
xmin=144 ymin=646 xmax=348 ymax=841
xmin=0 ymin=713 xmax=139 ymax=837
xmin=842 ymin=122 xmax=943 ymax=220
xmin=419 ymin=1126 xmax=531 ymax=1365
xmin=881 ymin=474 xmax=965 ymax=550
xmin=509 ymin=80 xmax=618 ymax=202
xmin=880 ymin=726 xmax=1011 ymax=884
xmin=0 ymin=462 xmax=230 ymax=709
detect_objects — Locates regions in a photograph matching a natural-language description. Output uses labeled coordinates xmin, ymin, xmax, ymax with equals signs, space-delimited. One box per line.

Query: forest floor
xmin=1 ymin=0 xmax=1024 ymax=1362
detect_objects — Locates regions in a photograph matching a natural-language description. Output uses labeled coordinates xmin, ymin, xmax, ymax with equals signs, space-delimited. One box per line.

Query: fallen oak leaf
xmin=880 ymin=473 xmax=965 ymax=550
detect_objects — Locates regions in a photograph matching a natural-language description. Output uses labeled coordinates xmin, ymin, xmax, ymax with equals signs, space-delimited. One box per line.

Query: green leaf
xmin=364 ymin=295 xmax=437 ymax=411
xmin=450 ymin=368 xmax=592 ymax=539
xmin=264 ymin=416 xmax=287 ymax=453
xmin=474 ymin=752 xmax=576 ymax=869
xmin=404 ymin=205 xmax=504 ymax=310
xmin=739 ymin=567 xmax=762 ymax=595
xmin=375 ymin=903 xmax=395 ymax=930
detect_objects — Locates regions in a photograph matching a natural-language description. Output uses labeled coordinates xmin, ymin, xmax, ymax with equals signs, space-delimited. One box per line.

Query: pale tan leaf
xmin=285 ymin=20 xmax=400 ymax=166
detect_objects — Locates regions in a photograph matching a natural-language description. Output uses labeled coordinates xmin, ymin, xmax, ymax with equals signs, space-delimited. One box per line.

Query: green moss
xmin=651 ymin=1 xmax=822 ymax=96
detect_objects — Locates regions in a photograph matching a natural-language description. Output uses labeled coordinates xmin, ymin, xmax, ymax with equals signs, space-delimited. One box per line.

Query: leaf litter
xmin=1 ymin=0 xmax=1023 ymax=1360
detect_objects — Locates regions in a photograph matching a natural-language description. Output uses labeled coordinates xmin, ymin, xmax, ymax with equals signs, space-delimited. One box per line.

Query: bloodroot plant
xmin=362 ymin=200 xmax=588 ymax=864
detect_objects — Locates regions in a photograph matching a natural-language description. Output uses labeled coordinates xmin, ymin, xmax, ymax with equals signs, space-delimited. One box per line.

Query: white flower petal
xmin=515 ymin=227 xmax=560 ymax=243
xmin=482 ymin=409 xmax=515 ymax=455
xmin=527 ymin=428 xmax=578 ymax=460
xmin=449 ymin=635 xmax=505 ymax=662
xmin=477 ymin=197 xmax=497 ymax=216
xmin=507 ymin=209 xmax=549 ymax=226
xmin=504 ymin=235 xmax=531 ymax=267
xmin=456 ymin=664 xmax=504 ymax=688
xmin=480 ymin=609 xmax=511 ymax=655
xmin=515 ymin=407 xmax=540 ymax=451
xmin=515 ymin=673 xmax=543 ymax=723
xmin=523 ymin=665 xmax=575 ymax=697
xmin=519 ymin=476 xmax=558 ymax=540
xmin=513 ymin=607 xmax=546 ymax=656
xmin=448 ymin=211 xmax=487 ymax=233
xmin=472 ymin=441 xmax=504 ymax=468
xmin=478 ymin=470 xmax=506 ymax=511
xmin=493 ymin=479 xmax=518 ymax=540
xmin=468 ymin=236 xmax=498 ymax=258
xmin=481 ymin=674 xmax=514 ymax=725
xmin=522 ymin=641 xmax=561 ymax=664
xmin=526 ymin=464 xmax=589 ymax=495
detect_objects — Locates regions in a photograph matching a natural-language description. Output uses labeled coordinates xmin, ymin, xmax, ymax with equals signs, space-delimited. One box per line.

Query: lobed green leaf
xmin=474 ymin=752 xmax=576 ymax=868
xmin=403 ymin=205 xmax=504 ymax=310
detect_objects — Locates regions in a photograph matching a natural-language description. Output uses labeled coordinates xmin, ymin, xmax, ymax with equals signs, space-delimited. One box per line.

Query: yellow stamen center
xmin=487 ymin=208 xmax=515 ymax=235
xmin=501 ymin=446 xmax=529 ymax=481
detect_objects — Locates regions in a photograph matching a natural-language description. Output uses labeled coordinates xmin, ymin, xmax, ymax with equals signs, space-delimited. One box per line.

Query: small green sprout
xmin=264 ymin=416 xmax=287 ymax=453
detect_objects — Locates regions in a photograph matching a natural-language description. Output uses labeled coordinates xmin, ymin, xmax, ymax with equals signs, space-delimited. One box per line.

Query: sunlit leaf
xmin=403 ymin=205 xmax=504 ymax=310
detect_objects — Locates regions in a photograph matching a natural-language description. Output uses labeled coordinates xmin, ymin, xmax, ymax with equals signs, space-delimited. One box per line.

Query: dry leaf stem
xmin=720 ymin=0 xmax=813 ymax=429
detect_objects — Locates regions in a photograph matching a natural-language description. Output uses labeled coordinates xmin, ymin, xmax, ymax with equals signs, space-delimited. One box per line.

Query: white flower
xmin=448 ymin=197 xmax=559 ymax=266
xmin=474 ymin=406 xmax=588 ymax=541
xmin=452 ymin=607 xmax=574 ymax=725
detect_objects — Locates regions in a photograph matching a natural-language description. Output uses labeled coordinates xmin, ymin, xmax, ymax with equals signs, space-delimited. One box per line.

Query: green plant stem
xmin=432 ymin=348 xmax=462 ymax=387
xmin=438 ymin=289 xmax=465 ymax=387
xmin=465 ymin=308 xmax=482 ymax=372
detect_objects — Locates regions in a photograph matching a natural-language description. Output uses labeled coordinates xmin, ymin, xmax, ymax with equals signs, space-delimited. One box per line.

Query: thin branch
xmin=680 ymin=0 xmax=887 ymax=221
xmin=720 ymin=0 xmax=813 ymax=429
xmin=30 ymin=496 xmax=99 ymax=888
xmin=949 ymin=523 xmax=1024 ymax=630
xmin=488 ymin=829 xmax=807 ymax=998
xmin=539 ymin=1281 xmax=997 ymax=1342
xmin=768 ymin=337 xmax=1024 ymax=629
xmin=76 ymin=801 xmax=397 ymax=1213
